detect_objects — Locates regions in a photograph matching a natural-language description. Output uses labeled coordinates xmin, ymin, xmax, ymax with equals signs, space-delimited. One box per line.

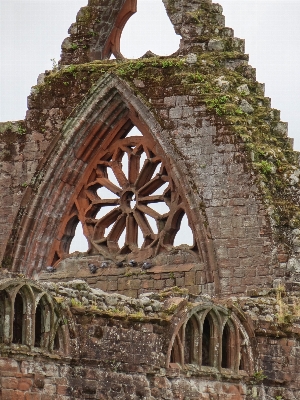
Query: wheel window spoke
xmin=125 ymin=214 xmax=138 ymax=246
xmin=138 ymin=176 xmax=167 ymax=197
xmin=97 ymin=178 xmax=121 ymax=196
xmin=128 ymin=154 xmax=140 ymax=184
xmin=107 ymin=214 xmax=126 ymax=242
xmin=136 ymin=204 xmax=161 ymax=220
xmin=93 ymin=207 xmax=122 ymax=240
xmin=111 ymin=162 xmax=129 ymax=188
xmin=139 ymin=195 xmax=164 ymax=204
xmin=135 ymin=159 xmax=161 ymax=189
xmin=133 ymin=209 xmax=154 ymax=238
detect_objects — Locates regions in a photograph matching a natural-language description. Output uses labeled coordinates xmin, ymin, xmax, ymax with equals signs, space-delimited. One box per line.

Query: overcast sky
xmin=1 ymin=1 xmax=300 ymax=252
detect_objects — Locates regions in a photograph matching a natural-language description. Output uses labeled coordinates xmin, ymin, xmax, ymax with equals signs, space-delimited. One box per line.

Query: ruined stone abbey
xmin=0 ymin=0 xmax=300 ymax=398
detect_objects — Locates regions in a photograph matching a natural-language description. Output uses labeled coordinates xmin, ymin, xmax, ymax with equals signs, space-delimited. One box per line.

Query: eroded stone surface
xmin=1 ymin=0 xmax=300 ymax=398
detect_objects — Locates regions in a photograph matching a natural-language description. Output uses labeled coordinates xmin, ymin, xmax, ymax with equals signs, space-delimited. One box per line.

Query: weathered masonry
xmin=1 ymin=0 xmax=300 ymax=399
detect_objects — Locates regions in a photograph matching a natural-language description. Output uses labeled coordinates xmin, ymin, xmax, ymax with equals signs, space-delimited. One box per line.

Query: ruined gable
xmin=0 ymin=0 xmax=300 ymax=399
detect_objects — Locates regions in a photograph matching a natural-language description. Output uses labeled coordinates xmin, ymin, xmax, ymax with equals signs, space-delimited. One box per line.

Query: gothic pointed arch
xmin=6 ymin=74 xmax=218 ymax=289
xmin=167 ymin=303 xmax=254 ymax=375
xmin=0 ymin=278 xmax=72 ymax=355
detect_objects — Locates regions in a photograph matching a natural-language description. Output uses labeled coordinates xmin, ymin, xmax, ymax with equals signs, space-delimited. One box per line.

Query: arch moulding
xmin=6 ymin=73 xmax=219 ymax=290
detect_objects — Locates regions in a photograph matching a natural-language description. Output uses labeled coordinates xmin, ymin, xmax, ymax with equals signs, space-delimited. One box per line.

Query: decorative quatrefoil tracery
xmin=55 ymin=127 xmax=195 ymax=264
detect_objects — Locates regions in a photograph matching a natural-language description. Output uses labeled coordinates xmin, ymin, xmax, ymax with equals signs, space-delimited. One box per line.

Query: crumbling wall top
xmin=60 ymin=0 xmax=137 ymax=65
xmin=60 ymin=0 xmax=239 ymax=65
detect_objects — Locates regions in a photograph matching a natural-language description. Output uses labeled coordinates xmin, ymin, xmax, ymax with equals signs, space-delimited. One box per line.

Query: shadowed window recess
xmin=169 ymin=306 xmax=253 ymax=375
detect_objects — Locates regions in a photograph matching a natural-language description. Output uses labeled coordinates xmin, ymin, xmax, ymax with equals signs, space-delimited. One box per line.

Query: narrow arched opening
xmin=239 ymin=333 xmax=247 ymax=371
xmin=170 ymin=325 xmax=184 ymax=366
xmin=69 ymin=221 xmax=89 ymax=253
xmin=239 ymin=350 xmax=245 ymax=371
xmin=34 ymin=302 xmax=42 ymax=347
xmin=0 ymin=291 xmax=6 ymax=343
xmin=12 ymin=293 xmax=24 ymax=344
xmin=184 ymin=315 xmax=199 ymax=365
xmin=61 ymin=215 xmax=80 ymax=254
xmin=53 ymin=329 xmax=60 ymax=351
xmin=184 ymin=318 xmax=193 ymax=364
xmin=35 ymin=295 xmax=53 ymax=349
xmin=202 ymin=316 xmax=212 ymax=367
xmin=221 ymin=322 xmax=231 ymax=369
xmin=173 ymin=213 xmax=194 ymax=247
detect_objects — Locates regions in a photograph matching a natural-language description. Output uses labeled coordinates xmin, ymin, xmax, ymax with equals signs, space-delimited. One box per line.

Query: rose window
xmin=54 ymin=127 xmax=194 ymax=263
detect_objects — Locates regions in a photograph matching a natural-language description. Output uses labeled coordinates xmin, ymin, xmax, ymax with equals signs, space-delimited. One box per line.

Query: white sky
xmin=0 ymin=0 xmax=299 ymax=252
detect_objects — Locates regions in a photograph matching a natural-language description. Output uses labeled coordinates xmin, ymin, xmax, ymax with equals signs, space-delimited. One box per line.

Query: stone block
xmin=2 ymin=389 xmax=25 ymax=400
xmin=107 ymin=280 xmax=118 ymax=291
xmin=2 ymin=378 xmax=19 ymax=390
xmin=25 ymin=394 xmax=41 ymax=400
xmin=176 ymin=277 xmax=184 ymax=287
xmin=219 ymin=268 xmax=233 ymax=279
xmin=42 ymin=384 xmax=57 ymax=396
xmin=165 ymin=278 xmax=175 ymax=287
xmin=122 ymin=290 xmax=138 ymax=298
xmin=141 ymin=280 xmax=154 ymax=289
xmin=187 ymin=285 xmax=201 ymax=295
xmin=127 ymin=279 xmax=141 ymax=290
xmin=118 ymin=277 xmax=128 ymax=291
xmin=228 ymin=248 xmax=240 ymax=258
xmin=233 ymin=268 xmax=245 ymax=278
xmin=0 ymin=359 xmax=19 ymax=373
xmin=195 ymin=271 xmax=206 ymax=285
xmin=153 ymin=280 xmax=165 ymax=290
xmin=164 ymin=96 xmax=176 ymax=107
xmin=95 ymin=281 xmax=108 ymax=291
xmin=40 ymin=395 xmax=55 ymax=400
xmin=169 ymin=107 xmax=183 ymax=119
xmin=185 ymin=271 xmax=195 ymax=286
xmin=18 ymin=378 xmax=33 ymax=391
xmin=176 ymin=96 xmax=188 ymax=106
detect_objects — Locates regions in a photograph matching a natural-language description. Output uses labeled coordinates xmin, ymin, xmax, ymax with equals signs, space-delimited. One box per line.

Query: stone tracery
xmin=169 ymin=306 xmax=253 ymax=375
xmin=56 ymin=125 xmax=196 ymax=264
xmin=0 ymin=280 xmax=68 ymax=354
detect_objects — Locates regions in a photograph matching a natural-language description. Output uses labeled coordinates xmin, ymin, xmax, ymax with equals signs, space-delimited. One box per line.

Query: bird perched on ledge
xmin=142 ymin=261 xmax=153 ymax=270
xmin=116 ymin=261 xmax=124 ymax=268
xmin=129 ymin=260 xmax=137 ymax=267
xmin=46 ymin=266 xmax=56 ymax=273
xmin=88 ymin=263 xmax=98 ymax=274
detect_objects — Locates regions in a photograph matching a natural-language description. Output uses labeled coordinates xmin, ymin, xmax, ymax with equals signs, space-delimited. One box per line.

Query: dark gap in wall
xmin=202 ymin=317 xmax=211 ymax=366
xmin=53 ymin=329 xmax=60 ymax=351
xmin=35 ymin=302 xmax=42 ymax=347
xmin=0 ymin=291 xmax=5 ymax=343
xmin=221 ymin=323 xmax=231 ymax=368
xmin=184 ymin=318 xmax=193 ymax=364
xmin=12 ymin=293 xmax=23 ymax=344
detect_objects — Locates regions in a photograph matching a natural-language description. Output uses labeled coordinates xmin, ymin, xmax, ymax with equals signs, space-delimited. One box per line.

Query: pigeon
xmin=142 ymin=262 xmax=153 ymax=270
xmin=116 ymin=261 xmax=124 ymax=268
xmin=46 ymin=266 xmax=56 ymax=273
xmin=88 ymin=263 xmax=98 ymax=274
xmin=129 ymin=260 xmax=137 ymax=267
xmin=101 ymin=262 xmax=108 ymax=268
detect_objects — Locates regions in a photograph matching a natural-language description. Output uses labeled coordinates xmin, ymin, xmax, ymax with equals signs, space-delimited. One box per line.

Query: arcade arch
xmin=0 ymin=280 xmax=69 ymax=355
xmin=168 ymin=305 xmax=254 ymax=375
